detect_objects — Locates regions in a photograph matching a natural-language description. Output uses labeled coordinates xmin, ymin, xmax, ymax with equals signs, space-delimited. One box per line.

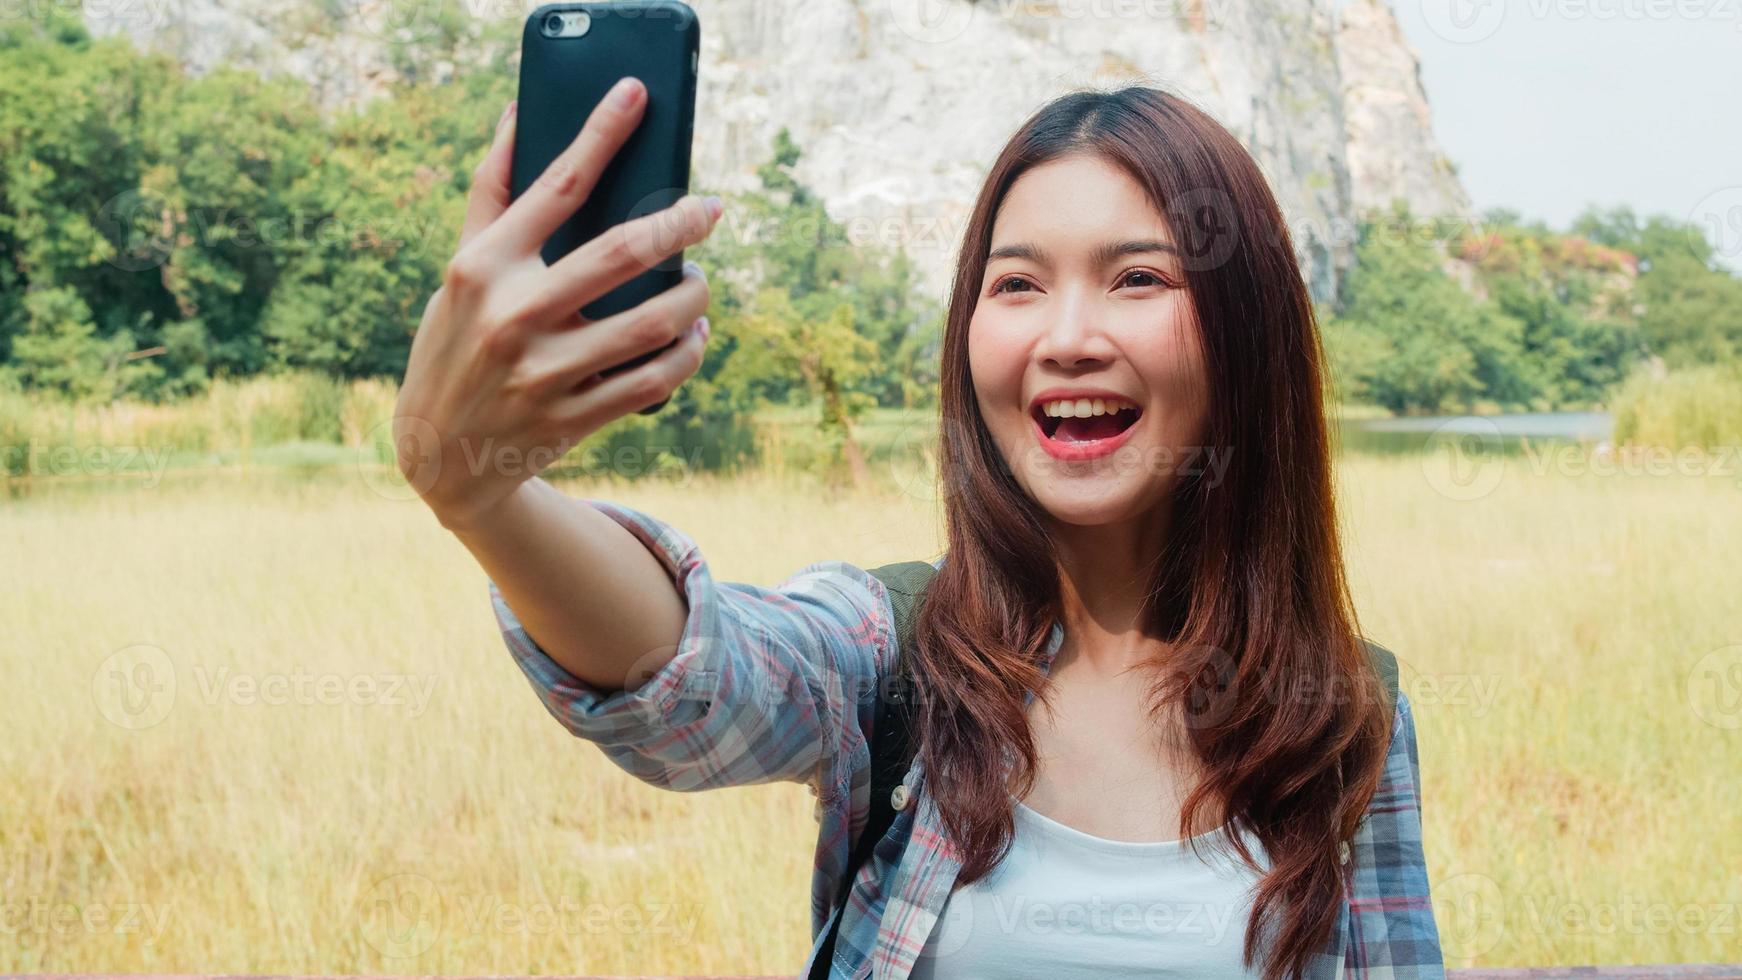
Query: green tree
xmin=1573 ymin=204 xmax=1742 ymax=367
xmin=711 ymin=286 xmax=880 ymax=484
xmin=0 ymin=13 xmax=176 ymax=396
xmin=9 ymin=286 xmax=132 ymax=400
xmin=1327 ymin=207 xmax=1518 ymax=413
xmin=0 ymin=7 xmax=938 ymax=469
xmin=1466 ymin=221 xmax=1641 ymax=406
xmin=704 ymin=127 xmax=941 ymax=411
xmin=685 ymin=126 xmax=941 ymax=480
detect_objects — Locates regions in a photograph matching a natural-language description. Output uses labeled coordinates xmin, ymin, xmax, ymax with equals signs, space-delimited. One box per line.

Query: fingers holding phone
xmin=530 ymin=255 xmax=715 ymax=429
xmin=530 ymin=190 xmax=721 ymax=325
xmin=509 ymin=1 xmax=702 ymax=415
xmin=393 ymin=101 xmax=717 ymax=531
xmin=488 ymin=75 xmax=648 ymax=258
xmin=457 ymin=100 xmax=519 ymax=251
xmin=494 ymin=194 xmax=720 ymax=414
xmin=393 ymin=1 xmax=706 ymax=527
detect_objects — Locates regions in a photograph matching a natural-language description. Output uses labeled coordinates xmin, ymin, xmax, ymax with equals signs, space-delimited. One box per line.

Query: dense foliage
xmin=3 ymin=7 xmax=1736 ymax=438
xmin=1323 ymin=202 xmax=1742 ymax=414
xmin=0 ymin=9 xmax=941 ymax=454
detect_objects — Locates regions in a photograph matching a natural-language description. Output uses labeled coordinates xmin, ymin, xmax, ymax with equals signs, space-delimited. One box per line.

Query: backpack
xmin=807 ymin=559 xmax=1401 ymax=979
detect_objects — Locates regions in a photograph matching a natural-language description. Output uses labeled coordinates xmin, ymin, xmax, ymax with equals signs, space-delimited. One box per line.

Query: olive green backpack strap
xmin=809 ymin=559 xmax=937 ymax=980
xmin=861 ymin=557 xmax=937 ymax=806
xmin=1337 ymin=638 xmax=1403 ymax=869
xmin=1360 ymin=638 xmax=1401 ymax=720
xmin=869 ymin=559 xmax=939 ymax=655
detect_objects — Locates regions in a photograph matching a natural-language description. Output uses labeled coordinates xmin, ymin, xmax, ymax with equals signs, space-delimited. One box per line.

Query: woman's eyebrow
xmin=1093 ymin=239 xmax=1179 ymax=265
xmin=985 ymin=239 xmax=1179 ymax=266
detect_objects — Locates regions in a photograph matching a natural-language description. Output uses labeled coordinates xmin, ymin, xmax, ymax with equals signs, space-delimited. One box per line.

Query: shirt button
xmin=1338 ymin=840 xmax=1351 ymax=865
xmin=890 ymin=783 xmax=910 ymax=811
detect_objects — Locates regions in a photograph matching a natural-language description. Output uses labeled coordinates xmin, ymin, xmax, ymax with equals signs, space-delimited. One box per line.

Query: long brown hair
xmin=907 ymin=85 xmax=1394 ymax=980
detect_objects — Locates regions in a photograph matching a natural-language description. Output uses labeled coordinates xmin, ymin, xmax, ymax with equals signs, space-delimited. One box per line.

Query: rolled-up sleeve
xmin=488 ymin=497 xmax=895 ymax=802
xmin=1344 ymin=689 xmax=1447 ymax=978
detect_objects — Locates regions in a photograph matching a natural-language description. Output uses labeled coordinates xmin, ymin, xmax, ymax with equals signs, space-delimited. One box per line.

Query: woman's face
xmin=968 ymin=152 xmax=1210 ymax=529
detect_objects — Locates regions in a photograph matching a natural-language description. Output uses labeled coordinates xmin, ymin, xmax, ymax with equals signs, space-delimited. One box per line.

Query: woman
xmin=393 ymin=77 xmax=1445 ymax=980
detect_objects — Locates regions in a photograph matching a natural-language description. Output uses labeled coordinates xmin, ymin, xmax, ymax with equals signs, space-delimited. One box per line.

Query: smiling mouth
xmin=1032 ymin=404 xmax=1143 ymax=443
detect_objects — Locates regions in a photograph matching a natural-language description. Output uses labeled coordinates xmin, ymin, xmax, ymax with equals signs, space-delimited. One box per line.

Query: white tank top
xmin=908 ymin=796 xmax=1270 ymax=979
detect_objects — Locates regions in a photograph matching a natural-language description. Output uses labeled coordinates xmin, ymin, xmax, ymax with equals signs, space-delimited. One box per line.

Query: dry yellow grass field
xmin=2 ymin=450 xmax=1738 ymax=974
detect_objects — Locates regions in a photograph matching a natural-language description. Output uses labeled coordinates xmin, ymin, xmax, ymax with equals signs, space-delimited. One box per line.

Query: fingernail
xmin=704 ymin=195 xmax=723 ymax=220
xmin=497 ymin=100 xmax=516 ymax=128
xmin=697 ymin=316 xmax=711 ymax=342
xmin=610 ymin=77 xmax=641 ymax=109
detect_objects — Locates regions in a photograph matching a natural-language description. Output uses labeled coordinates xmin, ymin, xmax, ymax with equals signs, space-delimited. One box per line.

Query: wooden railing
xmin=21 ymin=969 xmax=1742 ymax=979
xmin=1450 ymin=971 xmax=1742 ymax=979
xmin=1451 ymin=971 xmax=1742 ymax=979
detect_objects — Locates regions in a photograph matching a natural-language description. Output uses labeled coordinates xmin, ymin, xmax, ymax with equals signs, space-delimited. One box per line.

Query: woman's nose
xmin=1032 ymin=293 xmax=1115 ymax=369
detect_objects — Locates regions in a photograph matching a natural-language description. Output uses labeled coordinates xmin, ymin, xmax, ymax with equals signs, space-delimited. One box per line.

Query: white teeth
xmin=1040 ymin=397 xmax=1137 ymax=418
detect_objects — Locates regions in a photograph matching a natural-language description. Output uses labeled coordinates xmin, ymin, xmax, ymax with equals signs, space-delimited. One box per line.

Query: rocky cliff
xmin=87 ymin=0 xmax=1473 ymax=305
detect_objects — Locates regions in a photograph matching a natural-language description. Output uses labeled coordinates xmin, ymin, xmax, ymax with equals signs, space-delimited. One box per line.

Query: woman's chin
xmin=993 ymin=427 xmax=1167 ymax=521
xmin=1025 ymin=477 xmax=1149 ymax=527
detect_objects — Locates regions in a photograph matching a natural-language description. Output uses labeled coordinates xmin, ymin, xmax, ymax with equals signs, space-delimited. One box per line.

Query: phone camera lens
xmin=543 ymin=12 xmax=564 ymax=36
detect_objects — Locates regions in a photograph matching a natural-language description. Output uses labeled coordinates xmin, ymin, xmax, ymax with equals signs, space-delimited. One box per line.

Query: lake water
xmin=1 ymin=410 xmax=1618 ymax=499
xmin=1338 ymin=411 xmax=1612 ymax=455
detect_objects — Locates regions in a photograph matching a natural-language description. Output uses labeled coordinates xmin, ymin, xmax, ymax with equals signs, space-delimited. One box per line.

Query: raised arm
xmin=452 ymin=475 xmax=687 ymax=692
xmin=395 ymin=84 xmax=895 ymax=799
xmin=488 ymin=494 xmax=898 ymax=798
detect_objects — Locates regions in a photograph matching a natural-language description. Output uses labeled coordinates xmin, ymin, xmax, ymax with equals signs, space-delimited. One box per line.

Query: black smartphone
xmin=509 ymin=0 xmax=701 ymax=416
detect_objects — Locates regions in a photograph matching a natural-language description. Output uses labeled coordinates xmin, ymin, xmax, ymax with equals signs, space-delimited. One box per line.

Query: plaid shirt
xmin=491 ymin=498 xmax=1446 ymax=980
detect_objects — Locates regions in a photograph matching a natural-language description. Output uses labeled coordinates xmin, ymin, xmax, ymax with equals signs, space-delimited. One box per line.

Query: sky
xmin=1380 ymin=0 xmax=1742 ymax=269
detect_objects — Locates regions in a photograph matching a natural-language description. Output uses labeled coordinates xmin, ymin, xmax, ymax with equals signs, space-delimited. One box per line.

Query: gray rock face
xmin=88 ymin=0 xmax=1472 ymax=304
xmin=1335 ymin=0 xmax=1473 ymax=221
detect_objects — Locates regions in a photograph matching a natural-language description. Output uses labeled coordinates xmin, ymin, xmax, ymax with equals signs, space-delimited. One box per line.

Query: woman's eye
xmin=1121 ymin=269 xmax=1168 ymax=289
xmin=991 ymin=276 xmax=1033 ymax=295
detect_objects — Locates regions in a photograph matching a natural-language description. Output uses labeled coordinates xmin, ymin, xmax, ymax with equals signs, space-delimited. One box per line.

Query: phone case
xmin=510 ymin=0 xmax=701 ymax=415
